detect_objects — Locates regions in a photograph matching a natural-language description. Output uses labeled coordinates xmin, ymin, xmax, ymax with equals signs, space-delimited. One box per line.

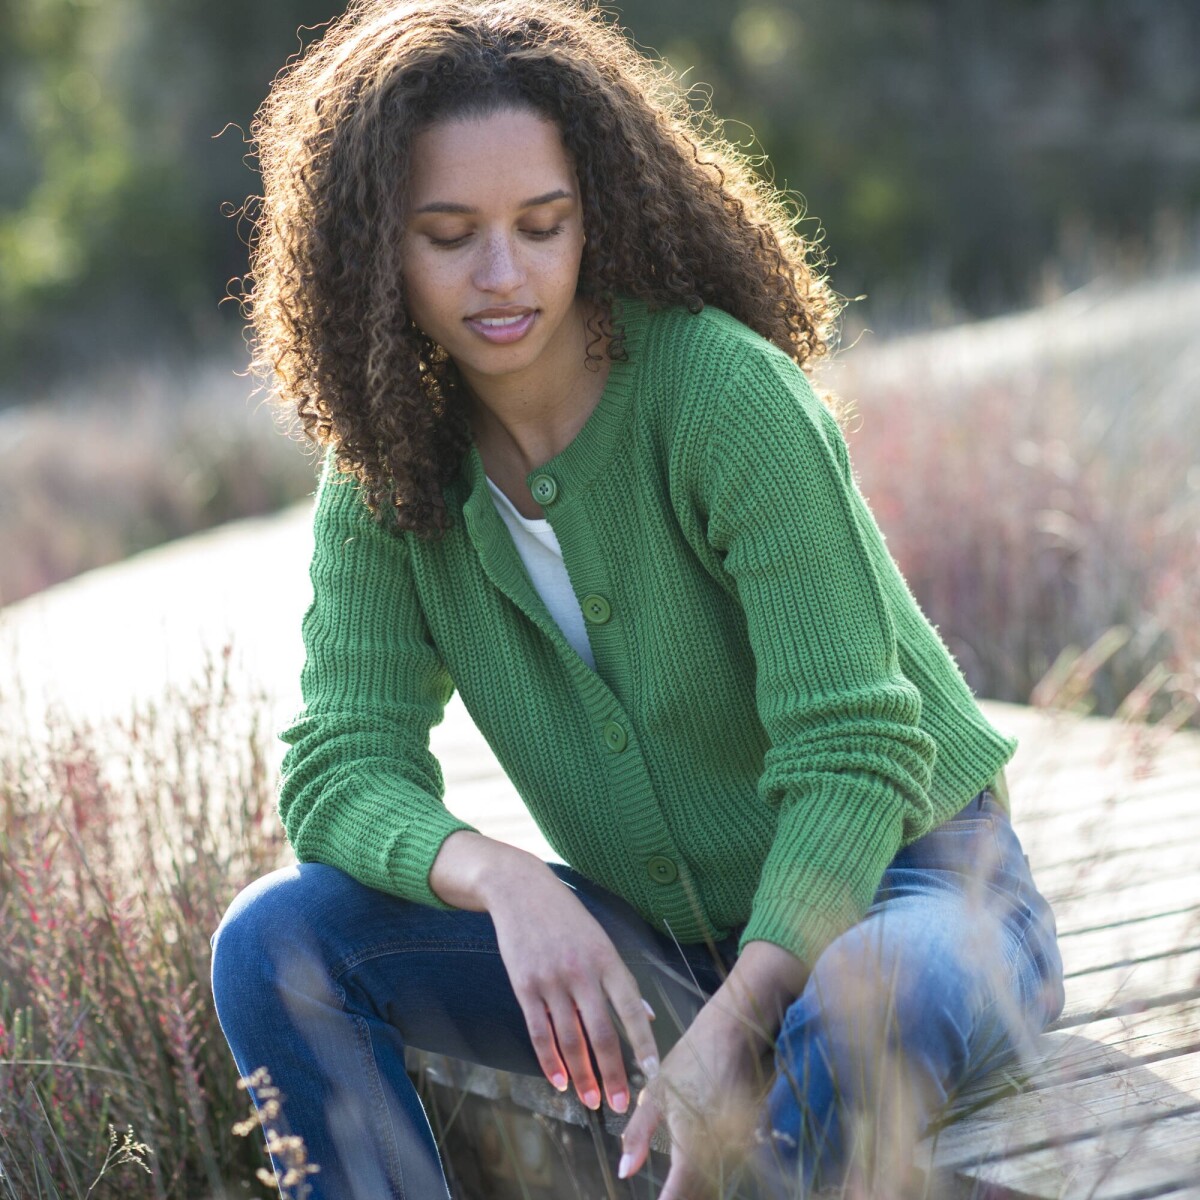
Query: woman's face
xmin=401 ymin=106 xmax=588 ymax=395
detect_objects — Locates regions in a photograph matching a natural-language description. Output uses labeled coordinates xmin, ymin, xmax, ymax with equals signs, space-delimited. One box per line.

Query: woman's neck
xmin=466 ymin=299 xmax=611 ymax=476
xmin=470 ymin=371 xmax=610 ymax=478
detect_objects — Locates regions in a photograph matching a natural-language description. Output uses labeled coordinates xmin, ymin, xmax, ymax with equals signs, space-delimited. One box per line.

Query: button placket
xmin=517 ymin=461 xmax=691 ymax=922
xmin=471 ymin=412 xmax=715 ymax=941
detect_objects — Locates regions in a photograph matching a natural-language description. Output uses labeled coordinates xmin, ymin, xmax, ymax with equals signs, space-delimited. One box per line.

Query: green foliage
xmin=1 ymin=0 xmax=1198 ymax=380
xmin=0 ymin=0 xmax=337 ymax=381
xmin=632 ymin=0 xmax=1200 ymax=321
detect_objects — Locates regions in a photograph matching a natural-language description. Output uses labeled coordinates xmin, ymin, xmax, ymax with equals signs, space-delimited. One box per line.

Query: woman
xmin=210 ymin=1 xmax=1066 ymax=1197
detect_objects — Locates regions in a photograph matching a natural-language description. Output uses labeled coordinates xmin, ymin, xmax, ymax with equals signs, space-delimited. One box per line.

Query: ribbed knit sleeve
xmin=277 ymin=457 xmax=479 ymax=909
xmin=698 ymin=348 xmax=939 ymax=968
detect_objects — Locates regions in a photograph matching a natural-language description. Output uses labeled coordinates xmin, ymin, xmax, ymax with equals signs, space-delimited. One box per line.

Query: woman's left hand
xmin=617 ymin=1002 xmax=774 ymax=1198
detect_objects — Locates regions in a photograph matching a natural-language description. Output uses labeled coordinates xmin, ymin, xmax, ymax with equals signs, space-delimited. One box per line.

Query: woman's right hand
xmin=430 ymin=830 xmax=659 ymax=1114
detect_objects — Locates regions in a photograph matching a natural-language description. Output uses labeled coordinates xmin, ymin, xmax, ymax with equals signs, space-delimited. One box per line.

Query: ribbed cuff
xmin=737 ymin=777 xmax=906 ymax=966
xmin=289 ymin=765 xmax=481 ymax=912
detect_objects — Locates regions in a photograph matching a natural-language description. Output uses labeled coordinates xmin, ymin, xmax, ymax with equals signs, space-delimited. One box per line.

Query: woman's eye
xmin=427 ymin=225 xmax=564 ymax=249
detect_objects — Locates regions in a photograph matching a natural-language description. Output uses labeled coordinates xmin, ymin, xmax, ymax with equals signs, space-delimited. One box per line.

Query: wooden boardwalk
xmin=914 ymin=702 xmax=1200 ymax=1199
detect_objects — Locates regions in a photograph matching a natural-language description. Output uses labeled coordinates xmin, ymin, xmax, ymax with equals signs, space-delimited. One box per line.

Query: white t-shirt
xmin=485 ymin=475 xmax=597 ymax=670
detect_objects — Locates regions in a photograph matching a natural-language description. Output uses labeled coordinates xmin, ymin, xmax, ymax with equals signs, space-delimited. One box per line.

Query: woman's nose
xmin=473 ymin=232 xmax=525 ymax=294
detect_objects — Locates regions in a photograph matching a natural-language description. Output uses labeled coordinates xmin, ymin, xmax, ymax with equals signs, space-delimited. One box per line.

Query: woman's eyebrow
xmin=412 ymin=188 xmax=574 ymax=215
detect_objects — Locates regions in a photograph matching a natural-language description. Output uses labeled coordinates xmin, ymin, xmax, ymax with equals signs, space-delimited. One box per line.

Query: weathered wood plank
xmin=1017 ymin=770 xmax=1200 ymax=823
xmin=1059 ymin=946 xmax=1200 ymax=1024
xmin=1053 ymin=877 xmax=1200 ymax=936
xmin=963 ymin=1106 xmax=1200 ymax=1198
xmin=1036 ymin=1005 xmax=1200 ymax=1080
xmin=1017 ymin=802 xmax=1200 ymax=863
xmin=1036 ymin=843 xmax=1199 ymax=897
xmin=1059 ymin=909 xmax=1200 ymax=977
xmin=1005 ymin=721 xmax=1200 ymax=782
xmin=955 ymin=1001 xmax=1200 ymax=1107
xmin=1026 ymin=825 xmax=1200 ymax=876
xmin=919 ymin=1049 xmax=1200 ymax=1175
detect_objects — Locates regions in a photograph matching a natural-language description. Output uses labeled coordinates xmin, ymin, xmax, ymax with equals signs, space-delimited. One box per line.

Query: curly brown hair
xmin=245 ymin=0 xmax=844 ymax=536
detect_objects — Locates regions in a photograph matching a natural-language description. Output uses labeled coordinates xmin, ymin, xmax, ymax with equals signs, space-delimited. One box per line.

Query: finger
xmin=514 ymin=992 xmax=570 ymax=1093
xmin=655 ymin=1116 xmax=722 ymax=1200
xmin=544 ymin=994 xmax=602 ymax=1110
xmin=575 ymin=989 xmax=633 ymax=1113
xmin=617 ymin=1086 xmax=660 ymax=1180
xmin=658 ymin=1162 xmax=685 ymax=1200
xmin=658 ymin=1155 xmax=709 ymax=1200
xmin=602 ymin=970 xmax=661 ymax=1082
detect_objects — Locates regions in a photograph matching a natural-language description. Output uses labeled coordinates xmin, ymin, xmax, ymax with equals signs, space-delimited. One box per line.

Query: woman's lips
xmin=464 ymin=310 xmax=537 ymax=344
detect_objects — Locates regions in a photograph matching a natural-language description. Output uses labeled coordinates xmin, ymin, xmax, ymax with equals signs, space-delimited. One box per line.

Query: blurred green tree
xmin=1 ymin=0 xmax=1197 ymax=385
xmin=0 ymin=0 xmax=338 ymax=382
xmin=632 ymin=0 xmax=1200 ymax=327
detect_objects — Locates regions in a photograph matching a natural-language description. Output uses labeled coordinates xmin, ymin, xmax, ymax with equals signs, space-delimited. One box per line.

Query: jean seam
xmin=333 ymin=974 xmax=410 ymax=1197
xmin=331 ymin=937 xmax=503 ymax=980
xmin=963 ymin=890 xmax=1061 ymax=1096
xmin=331 ymin=938 xmax=696 ymax=985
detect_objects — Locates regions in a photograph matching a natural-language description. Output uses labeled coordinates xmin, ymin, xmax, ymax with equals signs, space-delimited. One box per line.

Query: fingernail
xmin=551 ymin=1072 xmax=568 ymax=1092
xmin=617 ymin=1152 xmax=634 ymax=1180
xmin=640 ymin=1054 xmax=659 ymax=1079
xmin=583 ymin=1088 xmax=601 ymax=1110
xmin=642 ymin=999 xmax=656 ymax=1019
xmin=612 ymin=1089 xmax=628 ymax=1113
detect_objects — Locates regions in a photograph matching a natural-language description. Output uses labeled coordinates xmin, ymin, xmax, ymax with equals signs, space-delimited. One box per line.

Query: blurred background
xmin=2 ymin=0 xmax=1198 ymax=721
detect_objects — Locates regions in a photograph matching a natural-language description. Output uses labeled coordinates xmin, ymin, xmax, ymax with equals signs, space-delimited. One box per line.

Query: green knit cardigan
xmin=279 ymin=296 xmax=1017 ymax=967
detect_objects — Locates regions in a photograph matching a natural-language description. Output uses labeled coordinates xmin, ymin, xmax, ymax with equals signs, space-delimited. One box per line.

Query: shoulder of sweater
xmin=642 ymin=302 xmax=823 ymax=420
xmin=640 ymin=301 xmax=828 ymax=440
xmin=636 ymin=300 xmax=814 ymax=445
xmin=641 ymin=299 xmax=789 ymax=375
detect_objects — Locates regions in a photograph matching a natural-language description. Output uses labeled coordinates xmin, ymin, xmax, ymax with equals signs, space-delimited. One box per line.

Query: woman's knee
xmin=758 ymin=922 xmax=977 ymax=1190
xmin=828 ymin=918 xmax=985 ymax=1059
xmin=210 ymin=862 xmax=345 ymax=1024
xmin=770 ymin=913 xmax=987 ymax=1119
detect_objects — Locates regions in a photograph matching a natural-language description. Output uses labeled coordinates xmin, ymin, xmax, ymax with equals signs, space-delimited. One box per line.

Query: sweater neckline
xmin=484 ymin=472 xmax=552 ymax=531
xmin=460 ymin=294 xmax=650 ymax=504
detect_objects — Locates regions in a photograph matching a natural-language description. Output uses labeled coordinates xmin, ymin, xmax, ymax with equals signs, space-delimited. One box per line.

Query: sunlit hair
xmin=245 ymin=0 xmax=845 ymax=535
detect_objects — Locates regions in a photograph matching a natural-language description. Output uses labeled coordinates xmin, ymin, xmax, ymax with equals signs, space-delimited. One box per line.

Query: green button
xmin=581 ymin=594 xmax=611 ymax=624
xmin=530 ymin=474 xmax=558 ymax=504
xmin=603 ymin=721 xmax=627 ymax=752
xmin=646 ymin=855 xmax=678 ymax=885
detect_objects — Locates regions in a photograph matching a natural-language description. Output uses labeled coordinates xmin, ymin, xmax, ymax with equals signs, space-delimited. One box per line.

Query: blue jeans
xmin=210 ymin=790 xmax=1064 ymax=1198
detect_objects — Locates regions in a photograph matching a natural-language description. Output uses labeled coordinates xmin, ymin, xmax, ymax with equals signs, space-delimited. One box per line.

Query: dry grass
xmin=1 ymin=647 xmax=1195 ymax=1197
xmin=0 ymin=653 xmax=287 ymax=1199
xmin=0 ymin=357 xmax=316 ymax=607
xmin=831 ymin=271 xmax=1200 ymax=727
